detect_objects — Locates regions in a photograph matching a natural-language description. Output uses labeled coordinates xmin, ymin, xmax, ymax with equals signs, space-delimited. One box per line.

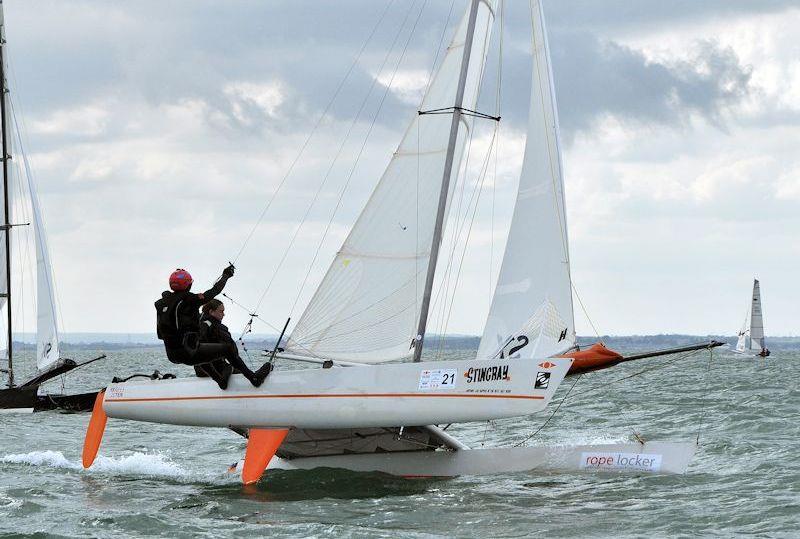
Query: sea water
xmin=1 ymin=344 xmax=798 ymax=538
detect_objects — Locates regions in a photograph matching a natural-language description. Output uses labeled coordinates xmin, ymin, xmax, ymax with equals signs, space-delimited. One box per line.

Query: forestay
xmin=287 ymin=0 xmax=498 ymax=363
xmin=478 ymin=0 xmax=575 ymax=360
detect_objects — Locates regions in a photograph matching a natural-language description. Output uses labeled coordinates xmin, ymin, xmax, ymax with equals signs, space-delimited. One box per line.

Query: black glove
xmin=222 ymin=263 xmax=235 ymax=278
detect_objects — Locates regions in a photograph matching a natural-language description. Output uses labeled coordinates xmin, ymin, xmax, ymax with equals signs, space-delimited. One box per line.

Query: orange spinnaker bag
xmin=82 ymin=390 xmax=108 ymax=469
xmin=560 ymin=343 xmax=623 ymax=375
xmin=242 ymin=428 xmax=289 ymax=485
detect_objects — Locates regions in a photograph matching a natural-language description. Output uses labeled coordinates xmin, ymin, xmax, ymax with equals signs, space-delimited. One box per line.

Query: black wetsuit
xmin=155 ymin=272 xmax=258 ymax=386
xmin=194 ymin=314 xmax=240 ymax=385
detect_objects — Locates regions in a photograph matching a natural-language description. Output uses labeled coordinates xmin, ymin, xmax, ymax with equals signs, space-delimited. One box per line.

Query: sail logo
xmin=534 ymin=371 xmax=550 ymax=389
xmin=464 ymin=365 xmax=510 ymax=383
xmin=538 ymin=361 xmax=556 ymax=369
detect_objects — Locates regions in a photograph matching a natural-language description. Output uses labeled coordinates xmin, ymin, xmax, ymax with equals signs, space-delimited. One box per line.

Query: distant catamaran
xmin=0 ymin=0 xmax=105 ymax=412
xmin=735 ymin=279 xmax=770 ymax=357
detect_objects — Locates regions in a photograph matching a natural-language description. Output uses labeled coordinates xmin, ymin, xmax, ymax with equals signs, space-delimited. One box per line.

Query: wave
xmin=0 ymin=450 xmax=189 ymax=478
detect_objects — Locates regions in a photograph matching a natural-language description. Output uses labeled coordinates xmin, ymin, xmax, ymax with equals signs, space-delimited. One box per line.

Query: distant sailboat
xmin=734 ymin=279 xmax=770 ymax=357
xmin=0 ymin=0 xmax=104 ymax=412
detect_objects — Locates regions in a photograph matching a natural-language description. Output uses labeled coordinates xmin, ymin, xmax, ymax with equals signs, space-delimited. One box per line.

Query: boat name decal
xmin=464 ymin=365 xmax=510 ymax=383
xmin=107 ymin=387 xmax=124 ymax=399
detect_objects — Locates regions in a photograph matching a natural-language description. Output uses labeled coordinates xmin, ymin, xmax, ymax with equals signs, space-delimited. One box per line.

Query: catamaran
xmin=0 ymin=0 xmax=105 ymax=412
xmin=734 ymin=278 xmax=770 ymax=357
xmin=83 ymin=0 xmax=718 ymax=483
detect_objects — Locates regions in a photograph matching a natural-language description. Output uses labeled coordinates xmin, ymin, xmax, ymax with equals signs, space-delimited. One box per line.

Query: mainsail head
xmin=478 ymin=0 xmax=575 ymax=360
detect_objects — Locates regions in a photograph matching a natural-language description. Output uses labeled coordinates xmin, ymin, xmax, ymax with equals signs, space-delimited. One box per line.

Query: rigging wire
xmin=7 ymin=56 xmax=67 ymax=342
xmin=415 ymin=0 xmax=457 ymax=347
xmin=287 ymin=0 xmax=431 ymax=320
xmin=439 ymin=131 xmax=496 ymax=350
xmin=230 ymin=0 xmax=397 ymax=265
xmin=242 ymin=0 xmax=422 ymax=331
xmin=510 ymin=347 xmax=707 ymax=447
xmin=512 ymin=374 xmax=582 ymax=448
xmin=489 ymin=0 xmax=505 ymax=307
xmin=428 ymin=10 xmax=499 ymax=355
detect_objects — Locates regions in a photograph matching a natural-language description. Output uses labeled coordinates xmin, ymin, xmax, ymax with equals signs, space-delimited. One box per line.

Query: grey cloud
xmin=549 ymin=33 xmax=752 ymax=138
xmin=544 ymin=0 xmax=800 ymax=33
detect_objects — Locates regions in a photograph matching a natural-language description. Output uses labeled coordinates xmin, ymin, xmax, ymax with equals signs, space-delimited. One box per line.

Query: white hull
xmin=238 ymin=441 xmax=696 ymax=477
xmin=102 ymin=357 xmax=572 ymax=429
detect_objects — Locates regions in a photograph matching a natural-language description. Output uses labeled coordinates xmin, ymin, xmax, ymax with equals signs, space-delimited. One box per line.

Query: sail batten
xmin=478 ymin=0 xmax=575 ymax=360
xmin=287 ymin=1 xmax=498 ymax=363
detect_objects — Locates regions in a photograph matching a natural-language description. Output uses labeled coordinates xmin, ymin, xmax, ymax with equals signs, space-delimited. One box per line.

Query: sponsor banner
xmin=418 ymin=369 xmax=456 ymax=390
xmin=580 ymin=452 xmax=662 ymax=472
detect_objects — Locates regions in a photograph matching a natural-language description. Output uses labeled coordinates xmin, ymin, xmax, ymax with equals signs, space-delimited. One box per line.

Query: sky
xmin=2 ymin=0 xmax=798 ymax=337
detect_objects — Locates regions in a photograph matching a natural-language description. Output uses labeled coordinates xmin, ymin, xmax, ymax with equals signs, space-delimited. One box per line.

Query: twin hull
xmin=102 ymin=357 xmax=572 ymax=429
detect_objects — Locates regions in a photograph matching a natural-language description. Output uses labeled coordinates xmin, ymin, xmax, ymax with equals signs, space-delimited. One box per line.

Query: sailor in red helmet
xmin=155 ymin=264 xmax=271 ymax=388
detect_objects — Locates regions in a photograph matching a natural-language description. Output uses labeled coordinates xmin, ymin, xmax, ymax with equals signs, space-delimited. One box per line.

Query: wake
xmin=0 ymin=450 xmax=190 ymax=478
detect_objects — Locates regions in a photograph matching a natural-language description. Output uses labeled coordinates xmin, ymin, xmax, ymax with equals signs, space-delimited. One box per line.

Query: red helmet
xmin=169 ymin=269 xmax=193 ymax=291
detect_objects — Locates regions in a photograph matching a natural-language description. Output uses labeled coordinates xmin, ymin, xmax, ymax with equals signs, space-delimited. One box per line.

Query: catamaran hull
xmin=0 ymin=386 xmax=38 ymax=412
xmin=241 ymin=441 xmax=696 ymax=477
xmin=102 ymin=357 xmax=572 ymax=430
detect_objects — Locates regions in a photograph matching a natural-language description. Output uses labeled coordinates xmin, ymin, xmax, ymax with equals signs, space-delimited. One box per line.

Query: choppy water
xmin=2 ymin=345 xmax=798 ymax=538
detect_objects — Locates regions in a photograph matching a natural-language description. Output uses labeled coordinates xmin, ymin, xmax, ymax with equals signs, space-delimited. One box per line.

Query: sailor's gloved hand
xmin=222 ymin=263 xmax=235 ymax=279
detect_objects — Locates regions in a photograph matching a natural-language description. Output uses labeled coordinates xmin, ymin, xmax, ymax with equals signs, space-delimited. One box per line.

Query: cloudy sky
xmin=2 ymin=0 xmax=797 ymax=337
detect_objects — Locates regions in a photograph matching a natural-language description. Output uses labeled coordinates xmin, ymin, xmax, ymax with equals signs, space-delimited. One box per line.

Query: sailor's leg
xmin=192 ymin=343 xmax=263 ymax=387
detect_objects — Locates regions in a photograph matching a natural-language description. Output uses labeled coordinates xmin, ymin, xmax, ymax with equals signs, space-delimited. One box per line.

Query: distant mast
xmin=0 ymin=0 xmax=13 ymax=388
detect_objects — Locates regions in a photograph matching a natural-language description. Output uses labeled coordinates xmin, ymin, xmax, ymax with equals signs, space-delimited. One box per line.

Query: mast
xmin=0 ymin=0 xmax=12 ymax=387
xmin=413 ymin=0 xmax=481 ymax=362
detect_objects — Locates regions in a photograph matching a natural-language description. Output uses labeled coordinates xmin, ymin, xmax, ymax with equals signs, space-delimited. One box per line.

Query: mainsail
xmin=30 ymin=174 xmax=60 ymax=370
xmin=286 ymin=0 xmax=498 ymax=362
xmin=749 ymin=279 xmax=765 ymax=351
xmin=478 ymin=0 xmax=575 ymax=360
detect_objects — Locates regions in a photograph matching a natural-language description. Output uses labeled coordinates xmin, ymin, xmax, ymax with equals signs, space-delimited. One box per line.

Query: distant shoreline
xmin=9 ymin=333 xmax=800 ymax=351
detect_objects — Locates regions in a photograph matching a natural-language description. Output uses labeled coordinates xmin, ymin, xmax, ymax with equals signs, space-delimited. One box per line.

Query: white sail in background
xmin=735 ymin=325 xmax=747 ymax=353
xmin=287 ymin=1 xmax=497 ymax=363
xmin=749 ymin=279 xmax=764 ymax=351
xmin=478 ymin=0 xmax=575 ymax=360
xmin=29 ymin=179 xmax=60 ymax=370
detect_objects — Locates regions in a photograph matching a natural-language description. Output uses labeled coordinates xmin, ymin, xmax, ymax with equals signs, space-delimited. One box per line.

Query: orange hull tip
xmin=241 ymin=428 xmax=289 ymax=485
xmin=82 ymin=390 xmax=108 ymax=469
xmin=560 ymin=343 xmax=623 ymax=375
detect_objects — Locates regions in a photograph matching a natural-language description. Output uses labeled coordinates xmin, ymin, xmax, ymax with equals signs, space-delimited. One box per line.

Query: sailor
xmin=194 ymin=299 xmax=253 ymax=388
xmin=155 ymin=265 xmax=271 ymax=388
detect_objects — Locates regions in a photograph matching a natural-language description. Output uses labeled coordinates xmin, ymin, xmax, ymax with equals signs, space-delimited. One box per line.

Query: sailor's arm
xmin=200 ymin=264 xmax=235 ymax=301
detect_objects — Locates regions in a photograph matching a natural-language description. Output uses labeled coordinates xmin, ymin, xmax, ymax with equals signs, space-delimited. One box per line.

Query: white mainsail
xmin=286 ymin=1 xmax=497 ymax=362
xmin=749 ymin=279 xmax=765 ymax=351
xmin=29 ymin=175 xmax=60 ymax=370
xmin=478 ymin=0 xmax=575 ymax=360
